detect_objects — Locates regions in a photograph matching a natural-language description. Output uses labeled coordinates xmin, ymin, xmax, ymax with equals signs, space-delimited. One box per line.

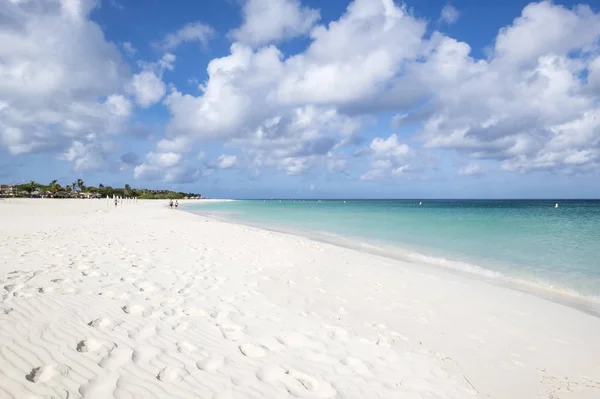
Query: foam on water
xmin=185 ymin=199 xmax=600 ymax=304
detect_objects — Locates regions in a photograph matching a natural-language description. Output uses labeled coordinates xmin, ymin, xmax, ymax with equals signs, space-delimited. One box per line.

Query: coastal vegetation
xmin=1 ymin=179 xmax=202 ymax=200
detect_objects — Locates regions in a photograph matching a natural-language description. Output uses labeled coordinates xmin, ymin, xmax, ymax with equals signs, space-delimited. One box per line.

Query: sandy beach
xmin=1 ymin=199 xmax=599 ymax=399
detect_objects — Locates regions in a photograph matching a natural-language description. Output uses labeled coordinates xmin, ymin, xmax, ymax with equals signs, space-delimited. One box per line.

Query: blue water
xmin=186 ymin=200 xmax=600 ymax=299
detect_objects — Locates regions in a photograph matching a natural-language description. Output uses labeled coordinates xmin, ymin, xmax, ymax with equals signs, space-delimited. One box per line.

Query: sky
xmin=1 ymin=0 xmax=600 ymax=199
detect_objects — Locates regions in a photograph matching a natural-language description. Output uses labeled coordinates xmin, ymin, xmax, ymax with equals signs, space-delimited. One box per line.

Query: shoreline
xmin=2 ymin=199 xmax=600 ymax=398
xmin=182 ymin=202 xmax=600 ymax=319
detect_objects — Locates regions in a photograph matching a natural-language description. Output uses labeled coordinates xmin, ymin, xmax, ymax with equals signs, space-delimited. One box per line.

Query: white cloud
xmin=0 ymin=0 xmax=131 ymax=161
xmin=105 ymin=94 xmax=132 ymax=117
xmin=217 ymin=154 xmax=237 ymax=169
xmin=147 ymin=152 xmax=182 ymax=168
xmin=588 ymin=56 xmax=600 ymax=93
xmin=122 ymin=41 xmax=137 ymax=56
xmin=59 ymin=139 xmax=116 ymax=173
xmin=165 ymin=0 xmax=425 ymax=140
xmin=128 ymin=71 xmax=166 ymax=108
xmin=409 ymin=1 xmax=600 ymax=174
xmin=358 ymin=133 xmax=436 ymax=180
xmin=155 ymin=22 xmax=214 ymax=51
xmin=126 ymin=53 xmax=176 ymax=108
xmin=156 ymin=137 xmax=192 ymax=153
xmin=458 ymin=163 xmax=485 ymax=176
xmin=5 ymin=0 xmax=600 ymax=183
xmin=229 ymin=0 xmax=320 ymax=47
xmin=161 ymin=0 xmax=425 ymax=181
xmin=440 ymin=5 xmax=460 ymax=25
xmin=133 ymin=151 xmax=200 ymax=183
xmin=327 ymin=153 xmax=347 ymax=173
xmin=370 ymin=134 xmax=409 ymax=157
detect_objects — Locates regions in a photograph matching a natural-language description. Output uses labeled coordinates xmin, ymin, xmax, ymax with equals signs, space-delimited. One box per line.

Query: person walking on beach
xmin=169 ymin=199 xmax=173 ymax=209
xmin=175 ymin=200 xmax=179 ymax=209
xmin=114 ymin=197 xmax=118 ymax=207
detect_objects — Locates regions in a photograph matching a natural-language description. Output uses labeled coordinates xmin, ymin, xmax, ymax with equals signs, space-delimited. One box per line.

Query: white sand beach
xmin=1 ymin=199 xmax=599 ymax=399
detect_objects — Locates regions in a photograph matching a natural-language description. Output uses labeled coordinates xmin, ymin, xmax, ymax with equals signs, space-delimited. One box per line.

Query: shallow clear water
xmin=186 ymin=200 xmax=600 ymax=298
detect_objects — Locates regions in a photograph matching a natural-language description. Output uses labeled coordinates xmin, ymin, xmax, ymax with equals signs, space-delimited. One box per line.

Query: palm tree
xmin=72 ymin=181 xmax=77 ymax=192
xmin=27 ymin=181 xmax=37 ymax=194
xmin=65 ymin=185 xmax=72 ymax=193
xmin=76 ymin=178 xmax=85 ymax=192
xmin=48 ymin=180 xmax=59 ymax=194
xmin=99 ymin=183 xmax=105 ymax=189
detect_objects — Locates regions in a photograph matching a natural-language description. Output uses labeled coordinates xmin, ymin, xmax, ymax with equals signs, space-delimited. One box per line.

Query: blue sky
xmin=1 ymin=0 xmax=599 ymax=198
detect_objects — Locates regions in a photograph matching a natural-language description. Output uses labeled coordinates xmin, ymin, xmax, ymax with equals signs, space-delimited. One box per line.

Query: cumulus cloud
xmin=217 ymin=154 xmax=237 ymax=169
xmin=358 ymin=134 xmax=434 ymax=180
xmin=126 ymin=53 xmax=175 ymax=108
xmin=128 ymin=71 xmax=166 ymax=108
xmin=161 ymin=0 xmax=425 ymax=181
xmin=4 ymin=0 xmax=600 ymax=183
xmin=58 ymin=138 xmax=116 ymax=173
xmin=0 ymin=0 xmax=130 ymax=162
xmin=122 ymin=41 xmax=137 ymax=56
xmin=154 ymin=22 xmax=214 ymax=51
xmin=229 ymin=0 xmax=320 ymax=47
xmin=410 ymin=1 xmax=600 ymax=174
xmin=440 ymin=5 xmax=460 ymax=25
xmin=133 ymin=150 xmax=201 ymax=183
xmin=458 ymin=163 xmax=485 ymax=176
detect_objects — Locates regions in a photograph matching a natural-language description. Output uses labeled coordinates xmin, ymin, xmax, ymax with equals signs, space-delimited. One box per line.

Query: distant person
xmin=175 ymin=200 xmax=179 ymax=209
xmin=114 ymin=198 xmax=118 ymax=207
xmin=169 ymin=199 xmax=173 ymax=209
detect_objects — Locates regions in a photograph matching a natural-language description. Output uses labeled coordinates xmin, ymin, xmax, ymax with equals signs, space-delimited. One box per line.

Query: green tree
xmin=14 ymin=181 xmax=37 ymax=194
xmin=48 ymin=180 xmax=61 ymax=194
xmin=27 ymin=181 xmax=38 ymax=194
xmin=76 ymin=178 xmax=85 ymax=192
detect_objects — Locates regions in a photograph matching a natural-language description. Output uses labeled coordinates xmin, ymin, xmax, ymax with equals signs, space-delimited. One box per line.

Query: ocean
xmin=185 ymin=199 xmax=600 ymax=302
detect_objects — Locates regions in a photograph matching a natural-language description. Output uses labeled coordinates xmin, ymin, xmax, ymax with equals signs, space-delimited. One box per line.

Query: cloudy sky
xmin=1 ymin=0 xmax=599 ymax=198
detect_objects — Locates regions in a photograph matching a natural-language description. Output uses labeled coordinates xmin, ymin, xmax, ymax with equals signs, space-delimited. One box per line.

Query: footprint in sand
xmin=79 ymin=372 xmax=119 ymax=397
xmin=132 ymin=346 xmax=161 ymax=364
xmin=218 ymin=323 xmax=244 ymax=341
xmin=196 ymin=355 xmax=224 ymax=372
xmin=128 ymin=324 xmax=157 ymax=341
xmin=282 ymin=369 xmax=337 ymax=398
xmin=172 ymin=322 xmax=188 ymax=332
xmin=98 ymin=347 xmax=133 ymax=370
xmin=122 ymin=304 xmax=153 ymax=317
xmin=239 ymin=343 xmax=267 ymax=358
xmin=176 ymin=341 xmax=197 ymax=353
xmin=4 ymin=284 xmax=24 ymax=295
xmin=256 ymin=364 xmax=286 ymax=383
xmin=183 ymin=307 xmax=205 ymax=317
xmin=76 ymin=339 xmax=104 ymax=353
xmin=276 ymin=332 xmax=308 ymax=348
xmin=26 ymin=364 xmax=68 ymax=383
xmin=122 ymin=304 xmax=144 ymax=314
xmin=88 ymin=318 xmax=112 ymax=328
xmin=157 ymin=366 xmax=181 ymax=382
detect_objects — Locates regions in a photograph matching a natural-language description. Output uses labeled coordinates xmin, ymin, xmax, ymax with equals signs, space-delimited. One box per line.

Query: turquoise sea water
xmin=186 ymin=200 xmax=600 ymax=300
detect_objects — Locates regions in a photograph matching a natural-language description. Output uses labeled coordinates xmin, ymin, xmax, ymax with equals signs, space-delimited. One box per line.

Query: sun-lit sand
xmin=1 ymin=198 xmax=599 ymax=398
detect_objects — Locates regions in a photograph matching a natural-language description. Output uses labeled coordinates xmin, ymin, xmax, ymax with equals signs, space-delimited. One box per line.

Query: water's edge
xmin=181 ymin=204 xmax=600 ymax=319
